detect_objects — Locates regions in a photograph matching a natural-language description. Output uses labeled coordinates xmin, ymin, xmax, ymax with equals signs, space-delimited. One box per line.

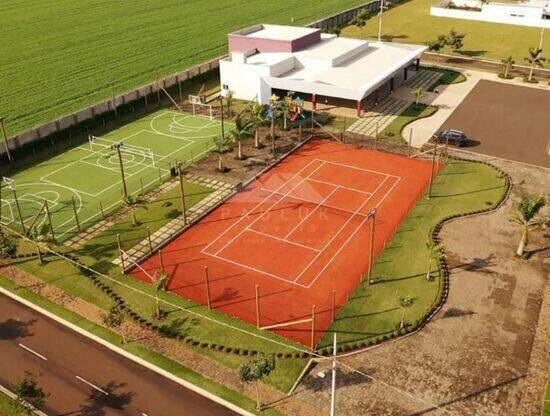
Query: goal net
xmin=189 ymin=95 xmax=213 ymax=120
xmin=88 ymin=135 xmax=156 ymax=167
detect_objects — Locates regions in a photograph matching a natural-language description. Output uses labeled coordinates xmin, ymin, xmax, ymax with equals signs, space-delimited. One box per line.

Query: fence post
xmin=310 ymin=305 xmax=316 ymax=351
xmin=116 ymin=233 xmax=125 ymax=272
xmin=331 ymin=289 xmax=336 ymax=321
xmin=158 ymin=249 xmax=164 ymax=273
xmin=408 ymin=128 xmax=413 ymax=157
xmin=99 ymin=201 xmax=105 ymax=219
xmin=204 ymin=266 xmax=211 ymax=310
xmin=255 ymin=284 xmax=260 ymax=328
xmin=44 ymin=200 xmax=56 ymax=245
xmin=71 ymin=196 xmax=81 ymax=233
xmin=147 ymin=227 xmax=153 ymax=254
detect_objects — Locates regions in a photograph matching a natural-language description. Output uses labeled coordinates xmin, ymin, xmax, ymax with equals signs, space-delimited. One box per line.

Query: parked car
xmin=433 ymin=130 xmax=468 ymax=147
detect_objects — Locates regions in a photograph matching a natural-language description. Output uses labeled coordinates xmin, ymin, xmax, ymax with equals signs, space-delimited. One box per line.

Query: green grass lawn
xmin=543 ymin=379 xmax=550 ymax=416
xmin=342 ymin=0 xmax=549 ymax=62
xmin=0 ymin=110 xmax=224 ymax=242
xmin=319 ymin=158 xmax=507 ymax=348
xmin=8 ymin=176 xmax=308 ymax=393
xmin=0 ymin=391 xmax=20 ymax=416
xmin=1 ymin=0 xmax=369 ymax=137
xmin=380 ymin=103 xmax=438 ymax=140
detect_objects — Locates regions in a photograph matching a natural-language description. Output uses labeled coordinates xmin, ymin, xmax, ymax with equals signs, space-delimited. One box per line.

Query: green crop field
xmin=0 ymin=0 xmax=366 ymax=137
xmin=0 ymin=110 xmax=226 ymax=242
xmin=342 ymin=0 xmax=549 ymax=62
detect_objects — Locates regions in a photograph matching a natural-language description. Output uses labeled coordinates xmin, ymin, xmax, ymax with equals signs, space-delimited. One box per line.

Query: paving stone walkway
xmin=346 ymin=97 xmax=410 ymax=137
xmin=113 ymin=174 xmax=234 ymax=269
xmin=404 ymin=68 xmax=443 ymax=90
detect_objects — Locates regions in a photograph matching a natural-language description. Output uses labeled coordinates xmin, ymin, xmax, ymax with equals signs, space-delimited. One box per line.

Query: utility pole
xmin=177 ymin=162 xmax=187 ymax=224
xmin=367 ymin=208 xmax=377 ymax=284
xmin=330 ymin=333 xmax=338 ymax=416
xmin=219 ymin=96 xmax=225 ymax=139
xmin=0 ymin=117 xmax=14 ymax=166
xmin=377 ymin=0 xmax=388 ymax=42
xmin=112 ymin=142 xmax=128 ymax=201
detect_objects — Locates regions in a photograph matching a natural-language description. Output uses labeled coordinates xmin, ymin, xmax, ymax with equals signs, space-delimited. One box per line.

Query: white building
xmin=219 ymin=24 xmax=427 ymax=117
xmin=431 ymin=0 xmax=550 ymax=28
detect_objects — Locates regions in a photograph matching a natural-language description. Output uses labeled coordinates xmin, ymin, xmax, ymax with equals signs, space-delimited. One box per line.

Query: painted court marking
xmin=202 ymin=159 xmax=401 ymax=288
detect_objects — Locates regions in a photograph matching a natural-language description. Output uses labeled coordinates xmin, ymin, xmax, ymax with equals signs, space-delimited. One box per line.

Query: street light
xmin=111 ymin=142 xmax=128 ymax=200
xmin=0 ymin=117 xmax=14 ymax=166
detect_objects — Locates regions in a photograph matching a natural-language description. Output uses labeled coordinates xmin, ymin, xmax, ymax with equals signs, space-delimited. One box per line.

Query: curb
xmin=0 ymin=286 xmax=256 ymax=416
xmin=0 ymin=383 xmax=49 ymax=416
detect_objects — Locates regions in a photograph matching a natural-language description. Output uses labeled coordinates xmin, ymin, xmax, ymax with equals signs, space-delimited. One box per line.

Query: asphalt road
xmin=0 ymin=294 xmax=239 ymax=416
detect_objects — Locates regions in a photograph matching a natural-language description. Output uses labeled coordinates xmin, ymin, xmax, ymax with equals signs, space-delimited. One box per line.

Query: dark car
xmin=433 ymin=130 xmax=468 ymax=147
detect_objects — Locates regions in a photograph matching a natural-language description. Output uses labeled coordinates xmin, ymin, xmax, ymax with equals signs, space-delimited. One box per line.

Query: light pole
xmin=330 ymin=333 xmax=338 ymax=416
xmin=0 ymin=117 xmax=14 ymax=166
xmin=377 ymin=0 xmax=388 ymax=42
xmin=111 ymin=142 xmax=128 ymax=200
xmin=538 ymin=27 xmax=545 ymax=49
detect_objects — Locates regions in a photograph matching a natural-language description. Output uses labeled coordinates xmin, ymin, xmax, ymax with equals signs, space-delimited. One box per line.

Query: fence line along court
xmin=0 ymin=109 xmax=227 ymax=242
xmin=131 ymin=139 xmax=438 ymax=346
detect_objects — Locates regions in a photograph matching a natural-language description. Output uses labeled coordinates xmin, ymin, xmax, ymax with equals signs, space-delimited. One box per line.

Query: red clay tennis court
xmin=132 ymin=139 xmax=435 ymax=346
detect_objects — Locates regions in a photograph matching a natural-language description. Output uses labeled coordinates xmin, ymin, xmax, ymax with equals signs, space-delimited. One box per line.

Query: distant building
xmin=431 ymin=0 xmax=550 ymax=28
xmin=219 ymin=24 xmax=427 ymax=117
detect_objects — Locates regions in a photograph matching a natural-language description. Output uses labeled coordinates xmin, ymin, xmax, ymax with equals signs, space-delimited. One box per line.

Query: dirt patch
xmin=440 ymin=80 xmax=550 ymax=168
xmin=294 ymin=155 xmax=549 ymax=415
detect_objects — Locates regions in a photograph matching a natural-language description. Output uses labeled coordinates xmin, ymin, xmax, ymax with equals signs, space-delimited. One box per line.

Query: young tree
xmin=412 ymin=87 xmax=426 ymax=106
xmin=225 ymin=90 xmax=234 ymax=118
xmin=153 ymin=272 xmax=169 ymax=319
xmin=501 ymin=56 xmax=515 ymax=78
xmin=351 ymin=10 xmax=369 ymax=37
xmin=239 ymin=355 xmax=276 ymax=411
xmin=11 ymin=372 xmax=48 ymax=415
xmin=446 ymin=29 xmax=466 ymax=54
xmin=509 ymin=195 xmax=549 ymax=257
xmin=396 ymin=295 xmax=414 ymax=329
xmin=425 ymin=240 xmax=444 ymax=280
xmin=524 ymin=47 xmax=546 ymax=82
xmin=229 ymin=116 xmax=254 ymax=160
xmin=102 ymin=304 xmax=125 ymax=328
xmin=0 ymin=229 xmax=17 ymax=258
xmin=213 ymin=134 xmax=232 ymax=172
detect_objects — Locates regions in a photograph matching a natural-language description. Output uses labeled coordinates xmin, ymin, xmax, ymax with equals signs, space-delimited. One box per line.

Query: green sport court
xmin=0 ymin=110 xmax=227 ymax=243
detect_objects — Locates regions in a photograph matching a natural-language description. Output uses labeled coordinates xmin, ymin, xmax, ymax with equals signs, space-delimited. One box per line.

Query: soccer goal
xmin=88 ymin=135 xmax=156 ymax=167
xmin=189 ymin=95 xmax=214 ymax=120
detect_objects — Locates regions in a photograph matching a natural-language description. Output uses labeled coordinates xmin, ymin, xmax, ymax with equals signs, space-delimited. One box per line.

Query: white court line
xmin=302 ymin=175 xmax=401 ymax=288
xmin=211 ymin=161 xmax=327 ymax=257
xmin=205 ymin=159 xmax=403 ymax=288
xmin=315 ymin=159 xmax=401 ymax=180
xmin=258 ymin=188 xmax=369 ymax=218
xmin=292 ymin=174 xmax=390 ymax=283
xmin=201 ymin=159 xmax=321 ymax=254
xmin=18 ymin=343 xmax=47 ymax=361
xmin=247 ymin=229 xmax=320 ymax=252
xmin=283 ymin=186 xmax=340 ymax=240
xmin=75 ymin=376 xmax=109 ymax=395
xmin=305 ymin=178 xmax=374 ymax=196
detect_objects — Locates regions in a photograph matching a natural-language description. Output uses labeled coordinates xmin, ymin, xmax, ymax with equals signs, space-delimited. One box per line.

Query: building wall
xmin=431 ymin=2 xmax=550 ymax=28
xmin=289 ymin=30 xmax=322 ymax=51
xmin=219 ymin=59 xmax=271 ymax=102
xmin=228 ymin=35 xmax=293 ymax=53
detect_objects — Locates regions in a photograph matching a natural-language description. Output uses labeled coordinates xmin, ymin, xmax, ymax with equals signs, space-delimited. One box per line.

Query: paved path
xmin=0 ymin=294 xmax=238 ymax=416
xmin=114 ymin=174 xmax=233 ymax=268
xmin=347 ymin=69 xmax=442 ymax=137
xmin=403 ymin=68 xmax=550 ymax=148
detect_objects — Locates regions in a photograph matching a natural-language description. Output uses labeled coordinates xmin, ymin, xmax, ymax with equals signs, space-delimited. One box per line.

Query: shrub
xmin=102 ymin=305 xmax=125 ymax=328
xmin=0 ymin=232 xmax=17 ymax=258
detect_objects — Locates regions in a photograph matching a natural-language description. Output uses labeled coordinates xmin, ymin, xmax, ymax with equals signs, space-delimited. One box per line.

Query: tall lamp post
xmin=0 ymin=117 xmax=14 ymax=166
xmin=111 ymin=142 xmax=128 ymax=201
xmin=377 ymin=0 xmax=389 ymax=42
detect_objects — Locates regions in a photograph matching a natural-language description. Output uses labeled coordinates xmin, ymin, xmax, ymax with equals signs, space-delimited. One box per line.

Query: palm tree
xmin=250 ymin=104 xmax=267 ymax=148
xmin=230 ymin=116 xmax=253 ymax=160
xmin=213 ymin=134 xmax=232 ymax=172
xmin=509 ymin=195 xmax=549 ymax=257
xmin=501 ymin=56 xmax=515 ymax=78
xmin=524 ymin=47 xmax=546 ymax=82
xmin=426 ymin=240 xmax=444 ymax=280
xmin=396 ymin=295 xmax=414 ymax=329
xmin=351 ymin=10 xmax=368 ymax=38
xmin=412 ymin=87 xmax=426 ymax=106
xmin=153 ymin=272 xmax=169 ymax=319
